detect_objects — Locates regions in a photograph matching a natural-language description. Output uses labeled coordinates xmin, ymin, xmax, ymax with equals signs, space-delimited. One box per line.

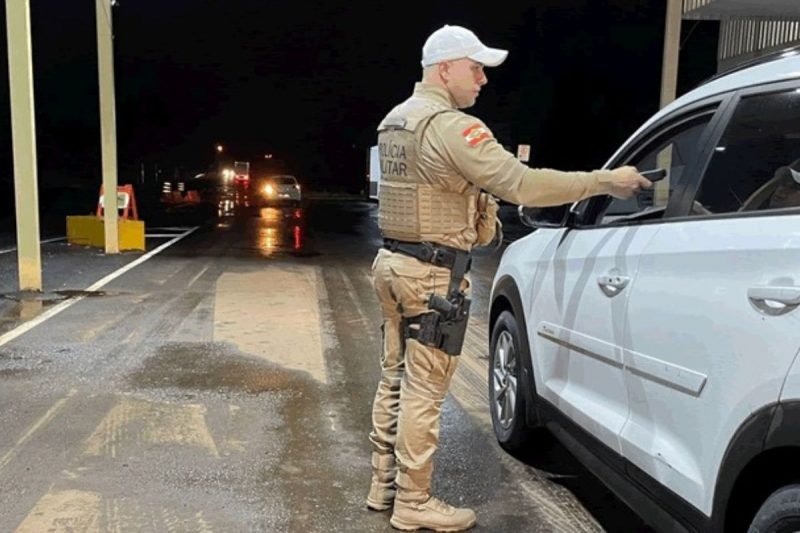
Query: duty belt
xmin=383 ymin=239 xmax=471 ymax=272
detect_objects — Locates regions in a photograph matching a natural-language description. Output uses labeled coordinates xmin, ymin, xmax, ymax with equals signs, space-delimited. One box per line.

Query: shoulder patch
xmin=462 ymin=123 xmax=492 ymax=147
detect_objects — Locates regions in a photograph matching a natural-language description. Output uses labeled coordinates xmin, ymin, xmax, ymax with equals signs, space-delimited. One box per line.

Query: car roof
xmin=604 ymin=49 xmax=800 ymax=167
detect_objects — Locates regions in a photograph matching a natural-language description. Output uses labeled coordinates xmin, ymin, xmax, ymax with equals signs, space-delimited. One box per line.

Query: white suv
xmin=489 ymin=48 xmax=800 ymax=533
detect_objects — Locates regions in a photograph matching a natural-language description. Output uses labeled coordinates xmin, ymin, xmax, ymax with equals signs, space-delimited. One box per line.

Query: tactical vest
xmin=377 ymin=97 xmax=479 ymax=247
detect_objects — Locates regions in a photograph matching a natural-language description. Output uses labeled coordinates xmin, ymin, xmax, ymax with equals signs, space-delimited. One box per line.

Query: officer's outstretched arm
xmin=427 ymin=113 xmax=645 ymax=206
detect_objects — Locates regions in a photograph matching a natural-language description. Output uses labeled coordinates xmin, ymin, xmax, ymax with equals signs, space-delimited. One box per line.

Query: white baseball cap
xmin=421 ymin=25 xmax=508 ymax=68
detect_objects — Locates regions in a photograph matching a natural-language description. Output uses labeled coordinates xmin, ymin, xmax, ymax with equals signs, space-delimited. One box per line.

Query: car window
xmin=596 ymin=115 xmax=712 ymax=225
xmin=693 ymin=89 xmax=800 ymax=215
xmin=273 ymin=176 xmax=297 ymax=185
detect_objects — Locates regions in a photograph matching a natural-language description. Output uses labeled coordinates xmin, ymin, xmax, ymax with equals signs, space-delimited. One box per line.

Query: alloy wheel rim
xmin=493 ymin=330 xmax=518 ymax=430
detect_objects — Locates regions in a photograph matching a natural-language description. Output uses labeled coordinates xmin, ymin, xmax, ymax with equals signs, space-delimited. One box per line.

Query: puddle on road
xmin=129 ymin=342 xmax=310 ymax=394
xmin=0 ymin=290 xmax=113 ymax=333
xmin=54 ymin=289 xmax=109 ymax=298
xmin=230 ymin=245 xmax=321 ymax=259
xmin=0 ymin=349 xmax=49 ymax=378
xmin=0 ymin=367 xmax=35 ymax=378
xmin=1 ymin=289 xmax=108 ymax=303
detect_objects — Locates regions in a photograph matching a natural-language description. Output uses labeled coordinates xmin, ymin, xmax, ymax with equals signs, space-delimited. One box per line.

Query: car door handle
xmin=748 ymin=286 xmax=800 ymax=316
xmin=597 ymin=274 xmax=630 ymax=297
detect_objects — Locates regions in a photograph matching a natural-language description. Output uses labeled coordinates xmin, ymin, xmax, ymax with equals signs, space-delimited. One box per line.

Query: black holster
xmin=408 ymin=298 xmax=471 ymax=355
xmin=403 ymin=249 xmax=472 ymax=356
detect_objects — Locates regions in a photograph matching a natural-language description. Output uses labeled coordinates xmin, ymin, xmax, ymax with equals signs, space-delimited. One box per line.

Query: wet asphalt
xmin=0 ymin=198 xmax=654 ymax=532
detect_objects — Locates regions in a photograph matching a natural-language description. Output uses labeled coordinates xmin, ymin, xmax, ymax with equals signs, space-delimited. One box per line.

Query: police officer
xmin=367 ymin=24 xmax=651 ymax=532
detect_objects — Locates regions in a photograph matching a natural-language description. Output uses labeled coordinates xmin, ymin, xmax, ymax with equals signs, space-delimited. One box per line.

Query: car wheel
xmin=489 ymin=310 xmax=534 ymax=452
xmin=748 ymin=485 xmax=800 ymax=533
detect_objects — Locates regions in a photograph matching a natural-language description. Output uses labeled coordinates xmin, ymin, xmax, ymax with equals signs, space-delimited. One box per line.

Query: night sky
xmin=0 ymin=0 xmax=719 ymax=197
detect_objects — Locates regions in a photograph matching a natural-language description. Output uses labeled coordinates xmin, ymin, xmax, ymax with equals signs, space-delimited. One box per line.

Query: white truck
xmin=233 ymin=161 xmax=250 ymax=183
xmin=366 ymin=145 xmax=380 ymax=201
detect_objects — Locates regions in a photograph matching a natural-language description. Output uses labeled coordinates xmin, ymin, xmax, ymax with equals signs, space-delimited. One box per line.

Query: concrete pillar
xmin=5 ymin=0 xmax=42 ymax=291
xmin=656 ymin=0 xmax=684 ymax=206
xmin=96 ymin=0 xmax=120 ymax=254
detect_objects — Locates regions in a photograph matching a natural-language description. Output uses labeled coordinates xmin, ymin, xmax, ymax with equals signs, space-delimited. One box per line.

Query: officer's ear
xmin=438 ymin=61 xmax=452 ymax=82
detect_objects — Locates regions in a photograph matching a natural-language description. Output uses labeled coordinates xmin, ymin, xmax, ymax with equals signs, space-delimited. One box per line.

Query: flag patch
xmin=462 ymin=123 xmax=491 ymax=147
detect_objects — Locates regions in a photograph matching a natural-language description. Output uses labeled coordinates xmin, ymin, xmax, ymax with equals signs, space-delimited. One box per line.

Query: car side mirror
xmin=518 ymin=204 xmax=571 ymax=229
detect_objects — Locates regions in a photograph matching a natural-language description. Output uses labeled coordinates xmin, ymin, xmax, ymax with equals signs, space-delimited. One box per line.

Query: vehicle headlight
xmin=264 ymin=184 xmax=274 ymax=196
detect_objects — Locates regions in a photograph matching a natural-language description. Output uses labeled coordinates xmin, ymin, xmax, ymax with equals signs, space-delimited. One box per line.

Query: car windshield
xmin=272 ymin=176 xmax=297 ymax=185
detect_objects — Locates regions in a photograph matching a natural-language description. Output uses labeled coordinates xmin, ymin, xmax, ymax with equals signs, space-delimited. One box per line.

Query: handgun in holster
xmin=406 ymin=251 xmax=472 ymax=356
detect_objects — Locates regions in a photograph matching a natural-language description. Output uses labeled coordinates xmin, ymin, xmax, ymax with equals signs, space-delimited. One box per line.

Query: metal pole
xmin=656 ymin=0 xmax=683 ymax=206
xmin=660 ymin=0 xmax=683 ymax=109
xmin=96 ymin=0 xmax=119 ymax=254
xmin=5 ymin=0 xmax=42 ymax=291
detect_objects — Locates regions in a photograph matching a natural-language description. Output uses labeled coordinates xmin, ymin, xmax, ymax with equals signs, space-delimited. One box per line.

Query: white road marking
xmin=84 ymin=397 xmax=219 ymax=458
xmin=0 ymin=227 xmax=198 ymax=348
xmin=187 ymin=265 xmax=210 ymax=288
xmin=15 ymin=489 xmax=217 ymax=533
xmin=0 ymin=389 xmax=77 ymax=473
xmin=146 ymin=226 xmax=194 ymax=232
xmin=15 ymin=489 xmax=102 ymax=533
xmin=337 ymin=270 xmax=378 ymax=343
xmin=213 ymin=266 xmax=328 ymax=383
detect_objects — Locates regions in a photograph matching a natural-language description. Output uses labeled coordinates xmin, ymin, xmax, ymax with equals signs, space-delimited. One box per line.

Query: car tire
xmin=748 ymin=485 xmax=800 ymax=533
xmin=489 ymin=310 xmax=534 ymax=452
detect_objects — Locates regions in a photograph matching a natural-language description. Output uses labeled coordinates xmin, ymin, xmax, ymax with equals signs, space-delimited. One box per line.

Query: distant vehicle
xmin=256 ymin=175 xmax=302 ymax=206
xmin=233 ymin=161 xmax=250 ymax=183
xmin=367 ymin=145 xmax=380 ymax=201
xmin=488 ymin=47 xmax=800 ymax=533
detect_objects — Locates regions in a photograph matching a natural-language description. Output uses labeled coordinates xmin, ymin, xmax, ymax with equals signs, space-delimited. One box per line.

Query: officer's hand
xmin=606 ymin=166 xmax=652 ymax=199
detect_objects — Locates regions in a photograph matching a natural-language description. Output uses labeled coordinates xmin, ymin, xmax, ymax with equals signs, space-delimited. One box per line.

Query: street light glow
xmin=216 ymin=145 xmax=224 ymax=153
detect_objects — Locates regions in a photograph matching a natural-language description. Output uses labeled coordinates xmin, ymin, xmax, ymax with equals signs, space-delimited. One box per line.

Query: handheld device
xmin=641 ymin=168 xmax=667 ymax=183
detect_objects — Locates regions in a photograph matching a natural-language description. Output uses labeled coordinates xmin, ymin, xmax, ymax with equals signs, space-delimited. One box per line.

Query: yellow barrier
xmin=66 ymin=215 xmax=145 ymax=251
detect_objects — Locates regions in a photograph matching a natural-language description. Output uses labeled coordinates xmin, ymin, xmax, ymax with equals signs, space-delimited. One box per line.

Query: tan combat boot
xmin=366 ymin=452 xmax=397 ymax=511
xmin=390 ymin=496 xmax=476 ymax=532
xmin=390 ymin=469 xmax=476 ymax=531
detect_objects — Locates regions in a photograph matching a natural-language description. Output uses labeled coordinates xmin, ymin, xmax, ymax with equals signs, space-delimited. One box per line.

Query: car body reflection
xmin=215 ymin=185 xmax=306 ymax=255
xmin=256 ymin=207 xmax=305 ymax=254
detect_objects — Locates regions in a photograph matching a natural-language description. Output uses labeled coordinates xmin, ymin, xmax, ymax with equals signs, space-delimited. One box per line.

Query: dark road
xmin=0 ymin=199 xmax=652 ymax=532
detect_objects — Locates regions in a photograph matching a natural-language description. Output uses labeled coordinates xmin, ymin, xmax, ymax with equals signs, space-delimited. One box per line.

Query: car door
xmin=532 ymin=107 xmax=718 ymax=455
xmin=620 ymin=84 xmax=800 ymax=517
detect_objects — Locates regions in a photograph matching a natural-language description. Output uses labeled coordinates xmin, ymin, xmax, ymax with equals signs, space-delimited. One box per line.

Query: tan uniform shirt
xmin=413 ymin=82 xmax=615 ymax=207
